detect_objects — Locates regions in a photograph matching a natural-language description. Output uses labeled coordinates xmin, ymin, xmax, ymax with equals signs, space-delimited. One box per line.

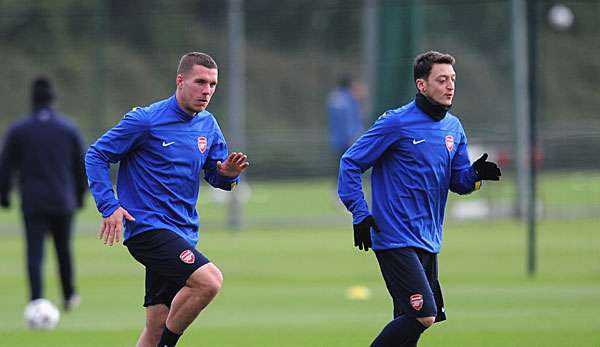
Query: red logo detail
xmin=445 ymin=135 xmax=454 ymax=152
xmin=198 ymin=137 xmax=207 ymax=153
xmin=179 ymin=250 xmax=195 ymax=264
xmin=410 ymin=294 xmax=424 ymax=311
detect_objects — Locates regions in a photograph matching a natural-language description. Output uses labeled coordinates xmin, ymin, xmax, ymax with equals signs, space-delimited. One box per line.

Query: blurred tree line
xmin=0 ymin=0 xmax=599 ymax=177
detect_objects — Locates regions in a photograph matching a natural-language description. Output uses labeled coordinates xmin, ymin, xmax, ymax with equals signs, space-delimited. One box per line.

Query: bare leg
xmin=165 ymin=263 xmax=223 ymax=334
xmin=136 ymin=304 xmax=169 ymax=347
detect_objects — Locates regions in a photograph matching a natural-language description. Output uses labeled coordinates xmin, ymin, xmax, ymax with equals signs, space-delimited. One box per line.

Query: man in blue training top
xmin=338 ymin=51 xmax=501 ymax=346
xmin=86 ymin=52 xmax=249 ymax=347
xmin=327 ymin=75 xmax=364 ymax=162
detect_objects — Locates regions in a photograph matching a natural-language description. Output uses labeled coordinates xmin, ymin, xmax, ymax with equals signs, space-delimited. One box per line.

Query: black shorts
xmin=375 ymin=247 xmax=446 ymax=322
xmin=124 ymin=230 xmax=210 ymax=307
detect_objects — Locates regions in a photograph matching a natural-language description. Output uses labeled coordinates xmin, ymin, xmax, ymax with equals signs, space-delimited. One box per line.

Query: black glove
xmin=472 ymin=153 xmax=501 ymax=181
xmin=353 ymin=215 xmax=380 ymax=251
xmin=0 ymin=195 xmax=10 ymax=209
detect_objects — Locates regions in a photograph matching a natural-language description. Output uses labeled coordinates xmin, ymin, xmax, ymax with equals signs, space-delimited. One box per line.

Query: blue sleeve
xmin=327 ymin=93 xmax=345 ymax=149
xmin=449 ymin=126 xmax=479 ymax=195
xmin=85 ymin=109 xmax=149 ymax=217
xmin=70 ymin=125 xmax=87 ymax=206
xmin=0 ymin=125 xmax=18 ymax=200
xmin=338 ymin=113 xmax=399 ymax=224
xmin=202 ymin=121 xmax=239 ymax=191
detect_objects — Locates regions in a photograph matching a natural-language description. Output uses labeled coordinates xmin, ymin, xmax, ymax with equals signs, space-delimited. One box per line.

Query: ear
xmin=176 ymin=74 xmax=184 ymax=89
xmin=415 ymin=78 xmax=426 ymax=93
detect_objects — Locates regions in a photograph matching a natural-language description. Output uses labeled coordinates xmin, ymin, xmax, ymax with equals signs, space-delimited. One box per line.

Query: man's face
xmin=176 ymin=64 xmax=218 ymax=114
xmin=417 ymin=63 xmax=455 ymax=106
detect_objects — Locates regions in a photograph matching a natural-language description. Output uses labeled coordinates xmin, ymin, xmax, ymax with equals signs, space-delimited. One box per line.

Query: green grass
xmin=0 ymin=178 xmax=599 ymax=346
xmin=2 ymin=171 xmax=599 ymax=227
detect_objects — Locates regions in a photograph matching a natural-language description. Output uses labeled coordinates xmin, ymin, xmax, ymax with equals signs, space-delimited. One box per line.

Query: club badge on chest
xmin=197 ymin=137 xmax=207 ymax=153
xmin=445 ymin=135 xmax=454 ymax=152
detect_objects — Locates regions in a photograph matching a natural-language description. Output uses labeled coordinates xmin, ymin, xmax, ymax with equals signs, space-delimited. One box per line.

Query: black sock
xmin=156 ymin=326 xmax=181 ymax=347
xmin=370 ymin=315 xmax=428 ymax=347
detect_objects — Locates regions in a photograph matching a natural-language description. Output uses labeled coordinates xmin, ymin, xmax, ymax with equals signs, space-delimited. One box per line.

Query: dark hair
xmin=413 ymin=51 xmax=455 ymax=81
xmin=177 ymin=52 xmax=218 ymax=75
xmin=31 ymin=76 xmax=54 ymax=107
xmin=337 ymin=75 xmax=352 ymax=89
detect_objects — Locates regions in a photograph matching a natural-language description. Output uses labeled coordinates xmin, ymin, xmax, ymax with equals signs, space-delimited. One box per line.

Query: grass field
xmin=0 ymin=178 xmax=599 ymax=346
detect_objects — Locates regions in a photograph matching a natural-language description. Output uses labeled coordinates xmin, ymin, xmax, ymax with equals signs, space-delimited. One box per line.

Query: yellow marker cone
xmin=346 ymin=285 xmax=371 ymax=300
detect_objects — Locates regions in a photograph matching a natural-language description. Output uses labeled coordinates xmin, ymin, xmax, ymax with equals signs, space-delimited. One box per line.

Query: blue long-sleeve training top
xmin=338 ymin=100 xmax=478 ymax=253
xmin=327 ymin=87 xmax=362 ymax=153
xmin=85 ymin=95 xmax=239 ymax=246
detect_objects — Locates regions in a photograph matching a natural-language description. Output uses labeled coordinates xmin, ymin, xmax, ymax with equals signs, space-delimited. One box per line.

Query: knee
xmin=205 ymin=265 xmax=223 ymax=296
xmin=204 ymin=272 xmax=222 ymax=297
xmin=416 ymin=316 xmax=435 ymax=328
xmin=188 ymin=264 xmax=223 ymax=297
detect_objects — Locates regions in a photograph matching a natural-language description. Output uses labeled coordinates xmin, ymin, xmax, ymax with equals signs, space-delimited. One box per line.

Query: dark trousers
xmin=23 ymin=212 xmax=75 ymax=302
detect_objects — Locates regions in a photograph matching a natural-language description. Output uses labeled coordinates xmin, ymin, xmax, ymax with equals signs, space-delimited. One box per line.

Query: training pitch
xmin=0 ymin=178 xmax=598 ymax=346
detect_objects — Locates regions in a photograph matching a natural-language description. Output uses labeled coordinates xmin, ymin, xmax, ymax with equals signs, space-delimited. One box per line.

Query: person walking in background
xmin=327 ymin=75 xmax=365 ymax=164
xmin=0 ymin=77 xmax=86 ymax=311
xmin=85 ymin=52 xmax=249 ymax=347
xmin=338 ymin=51 xmax=501 ymax=346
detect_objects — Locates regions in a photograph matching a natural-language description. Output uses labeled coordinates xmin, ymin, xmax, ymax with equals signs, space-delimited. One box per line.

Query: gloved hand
xmin=472 ymin=153 xmax=501 ymax=181
xmin=353 ymin=215 xmax=380 ymax=251
xmin=0 ymin=195 xmax=10 ymax=209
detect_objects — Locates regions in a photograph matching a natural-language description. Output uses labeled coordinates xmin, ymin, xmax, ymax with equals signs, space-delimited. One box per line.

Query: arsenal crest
xmin=197 ymin=137 xmax=207 ymax=153
xmin=445 ymin=135 xmax=454 ymax=152
xmin=179 ymin=250 xmax=195 ymax=264
xmin=410 ymin=293 xmax=424 ymax=311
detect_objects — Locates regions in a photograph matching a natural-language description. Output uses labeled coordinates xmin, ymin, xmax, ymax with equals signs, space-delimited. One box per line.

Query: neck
xmin=175 ymin=92 xmax=196 ymax=117
xmin=414 ymin=93 xmax=450 ymax=121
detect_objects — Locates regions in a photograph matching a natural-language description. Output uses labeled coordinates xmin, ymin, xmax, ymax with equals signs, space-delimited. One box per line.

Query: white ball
xmin=24 ymin=298 xmax=60 ymax=330
xmin=548 ymin=4 xmax=574 ymax=31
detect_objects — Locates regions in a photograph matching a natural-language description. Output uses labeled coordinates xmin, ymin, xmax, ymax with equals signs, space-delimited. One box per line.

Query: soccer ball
xmin=24 ymin=298 xmax=60 ymax=330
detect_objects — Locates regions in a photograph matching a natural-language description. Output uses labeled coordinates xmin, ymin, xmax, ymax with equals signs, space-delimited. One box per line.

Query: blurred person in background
xmin=338 ymin=51 xmax=501 ymax=346
xmin=86 ymin=52 xmax=249 ymax=347
xmin=327 ymin=75 xmax=365 ymax=172
xmin=0 ymin=77 xmax=86 ymax=311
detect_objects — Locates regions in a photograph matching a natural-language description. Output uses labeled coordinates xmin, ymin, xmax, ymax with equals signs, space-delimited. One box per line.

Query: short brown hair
xmin=177 ymin=52 xmax=218 ymax=75
xmin=413 ymin=51 xmax=455 ymax=81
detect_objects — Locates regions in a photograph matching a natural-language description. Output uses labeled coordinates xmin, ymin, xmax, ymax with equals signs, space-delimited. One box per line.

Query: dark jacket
xmin=0 ymin=107 xmax=86 ymax=214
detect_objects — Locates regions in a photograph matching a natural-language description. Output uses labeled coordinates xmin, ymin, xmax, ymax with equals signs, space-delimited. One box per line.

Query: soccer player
xmin=338 ymin=51 xmax=501 ymax=346
xmin=0 ymin=77 xmax=85 ymax=311
xmin=327 ymin=75 xmax=364 ymax=163
xmin=85 ymin=52 xmax=249 ymax=347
